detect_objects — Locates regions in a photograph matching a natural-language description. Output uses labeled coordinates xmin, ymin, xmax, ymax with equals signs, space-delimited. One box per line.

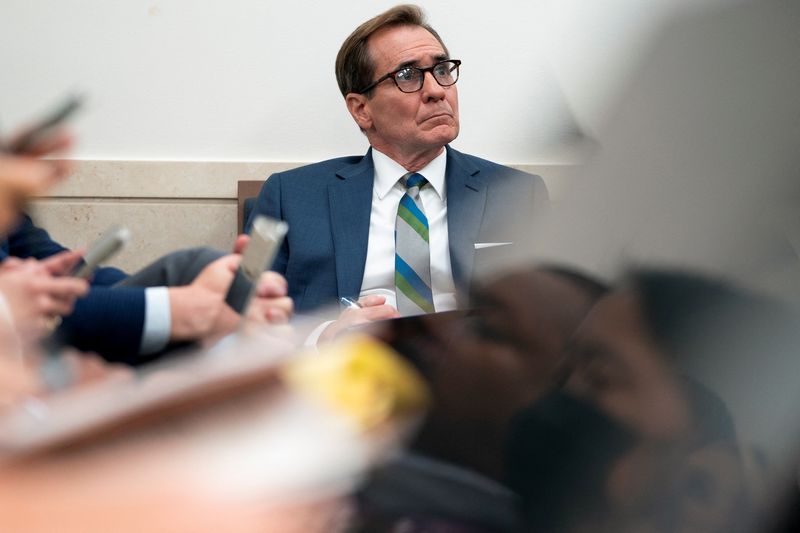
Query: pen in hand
xmin=339 ymin=297 xmax=362 ymax=309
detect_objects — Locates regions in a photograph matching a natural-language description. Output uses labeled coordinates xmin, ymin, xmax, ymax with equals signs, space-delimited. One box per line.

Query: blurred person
xmin=0 ymin=128 xmax=133 ymax=408
xmin=500 ymin=1 xmax=800 ymax=528
xmin=506 ymin=269 xmax=798 ymax=533
xmin=0 ymin=127 xmax=293 ymax=365
xmin=0 ymin=128 xmax=86 ymax=347
xmin=0 ymin=335 xmax=428 ymax=533
xmin=0 ymin=128 xmax=84 ymax=391
xmin=0 ymin=128 xmax=73 ymax=232
xmin=4 ymin=217 xmax=294 ymax=364
xmin=247 ymin=4 xmax=548 ymax=342
xmin=407 ymin=266 xmax=608 ymax=479
xmin=0 ymin=254 xmax=87 ymax=348
xmin=523 ymin=0 xmax=800 ymax=303
xmin=353 ymin=266 xmax=607 ymax=532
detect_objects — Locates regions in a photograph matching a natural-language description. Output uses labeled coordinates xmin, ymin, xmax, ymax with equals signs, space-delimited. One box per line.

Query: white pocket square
xmin=474 ymin=242 xmax=513 ymax=250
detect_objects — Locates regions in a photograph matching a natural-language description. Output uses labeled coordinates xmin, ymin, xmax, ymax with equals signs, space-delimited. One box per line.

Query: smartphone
xmin=8 ymin=94 xmax=85 ymax=154
xmin=71 ymin=225 xmax=131 ymax=279
xmin=224 ymin=215 xmax=288 ymax=314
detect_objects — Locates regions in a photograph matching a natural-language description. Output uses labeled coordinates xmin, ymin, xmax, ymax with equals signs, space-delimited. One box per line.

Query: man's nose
xmin=420 ymin=70 xmax=446 ymax=101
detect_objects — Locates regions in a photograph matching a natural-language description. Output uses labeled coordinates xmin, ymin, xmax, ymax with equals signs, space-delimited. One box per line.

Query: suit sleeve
xmin=246 ymin=174 xmax=289 ymax=277
xmin=5 ymin=214 xmax=68 ymax=259
xmin=58 ymin=286 xmax=146 ymax=364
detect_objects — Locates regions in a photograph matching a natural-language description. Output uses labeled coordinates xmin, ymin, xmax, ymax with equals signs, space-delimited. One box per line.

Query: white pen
xmin=339 ymin=296 xmax=362 ymax=309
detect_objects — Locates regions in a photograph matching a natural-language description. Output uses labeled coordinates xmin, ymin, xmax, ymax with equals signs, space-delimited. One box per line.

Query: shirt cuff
xmin=140 ymin=286 xmax=171 ymax=355
xmin=304 ymin=320 xmax=335 ymax=349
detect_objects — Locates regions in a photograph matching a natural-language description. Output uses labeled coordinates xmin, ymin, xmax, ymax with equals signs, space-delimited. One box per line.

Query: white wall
xmin=0 ymin=0 xmax=733 ymax=165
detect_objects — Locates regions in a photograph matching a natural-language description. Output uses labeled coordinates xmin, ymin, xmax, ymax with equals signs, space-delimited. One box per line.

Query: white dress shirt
xmin=305 ymin=148 xmax=459 ymax=346
xmin=361 ymin=148 xmax=457 ymax=313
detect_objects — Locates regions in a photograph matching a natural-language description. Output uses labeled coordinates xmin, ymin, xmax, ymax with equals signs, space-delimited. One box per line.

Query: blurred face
xmin=393 ymin=270 xmax=597 ymax=477
xmin=565 ymin=290 xmax=691 ymax=440
xmin=563 ymin=290 xmax=696 ymax=526
xmin=346 ymin=25 xmax=460 ymax=169
xmin=516 ymin=288 xmax=746 ymax=533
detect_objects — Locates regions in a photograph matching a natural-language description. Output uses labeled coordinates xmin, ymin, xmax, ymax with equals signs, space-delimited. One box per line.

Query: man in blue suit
xmin=248 ymin=5 xmax=547 ymax=340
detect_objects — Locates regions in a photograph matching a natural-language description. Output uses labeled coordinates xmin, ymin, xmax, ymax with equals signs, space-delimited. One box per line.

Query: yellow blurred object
xmin=282 ymin=335 xmax=430 ymax=430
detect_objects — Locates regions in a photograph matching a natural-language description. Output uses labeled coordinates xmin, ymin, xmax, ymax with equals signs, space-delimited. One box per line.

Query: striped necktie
xmin=395 ymin=172 xmax=435 ymax=315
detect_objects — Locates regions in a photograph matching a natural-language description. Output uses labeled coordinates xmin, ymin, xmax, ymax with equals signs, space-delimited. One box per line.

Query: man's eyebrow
xmin=393 ymin=54 xmax=450 ymax=71
xmin=394 ymin=60 xmax=418 ymax=70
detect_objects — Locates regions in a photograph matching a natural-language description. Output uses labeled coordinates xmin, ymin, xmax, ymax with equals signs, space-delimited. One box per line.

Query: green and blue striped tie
xmin=395 ymin=172 xmax=435 ymax=315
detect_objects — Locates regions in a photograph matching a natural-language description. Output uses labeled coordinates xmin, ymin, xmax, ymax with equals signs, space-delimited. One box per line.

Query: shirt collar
xmin=371 ymin=147 xmax=448 ymax=200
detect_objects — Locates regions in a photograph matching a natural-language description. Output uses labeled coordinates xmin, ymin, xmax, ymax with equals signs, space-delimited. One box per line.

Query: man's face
xmin=351 ymin=25 xmax=460 ymax=165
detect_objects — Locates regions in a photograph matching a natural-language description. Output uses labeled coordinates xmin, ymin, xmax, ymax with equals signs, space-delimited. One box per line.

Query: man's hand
xmin=167 ymin=255 xmax=237 ymax=342
xmin=0 ymin=132 xmax=73 ymax=234
xmin=168 ymin=255 xmax=294 ymax=343
xmin=229 ymin=234 xmax=294 ymax=323
xmin=319 ymin=295 xmax=399 ymax=344
xmin=40 ymin=249 xmax=84 ymax=277
xmin=0 ymin=258 xmax=89 ymax=342
xmin=245 ymin=270 xmax=294 ymax=324
xmin=0 ymin=127 xmax=74 ymax=234
xmin=231 ymin=234 xmax=250 ymax=254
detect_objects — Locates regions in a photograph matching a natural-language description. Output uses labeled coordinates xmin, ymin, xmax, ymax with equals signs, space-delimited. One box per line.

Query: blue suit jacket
xmin=247 ymin=146 xmax=547 ymax=313
xmin=0 ymin=215 xmax=146 ymax=362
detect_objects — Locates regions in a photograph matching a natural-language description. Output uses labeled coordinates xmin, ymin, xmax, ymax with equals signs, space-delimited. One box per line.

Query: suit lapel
xmin=445 ymin=147 xmax=486 ymax=291
xmin=329 ymin=150 xmax=375 ymax=299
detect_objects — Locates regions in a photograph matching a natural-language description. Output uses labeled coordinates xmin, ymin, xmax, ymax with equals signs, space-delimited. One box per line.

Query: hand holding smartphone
xmin=225 ymin=215 xmax=288 ymax=314
xmin=5 ymin=94 xmax=85 ymax=154
xmin=71 ymin=225 xmax=131 ymax=279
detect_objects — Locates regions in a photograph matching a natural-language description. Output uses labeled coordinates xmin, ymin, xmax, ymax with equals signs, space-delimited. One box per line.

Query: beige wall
xmin=29 ymin=161 xmax=575 ymax=273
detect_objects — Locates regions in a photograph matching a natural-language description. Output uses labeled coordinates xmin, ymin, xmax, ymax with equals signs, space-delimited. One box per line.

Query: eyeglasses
xmin=359 ymin=59 xmax=461 ymax=94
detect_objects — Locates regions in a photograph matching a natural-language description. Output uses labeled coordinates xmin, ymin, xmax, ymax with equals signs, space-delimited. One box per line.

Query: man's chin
xmin=423 ymin=124 xmax=459 ymax=145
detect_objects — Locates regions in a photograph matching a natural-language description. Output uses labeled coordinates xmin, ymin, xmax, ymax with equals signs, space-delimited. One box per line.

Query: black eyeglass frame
xmin=358 ymin=59 xmax=462 ymax=95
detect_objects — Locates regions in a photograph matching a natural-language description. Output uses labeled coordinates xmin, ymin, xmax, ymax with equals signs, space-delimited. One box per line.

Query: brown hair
xmin=335 ymin=4 xmax=449 ymax=98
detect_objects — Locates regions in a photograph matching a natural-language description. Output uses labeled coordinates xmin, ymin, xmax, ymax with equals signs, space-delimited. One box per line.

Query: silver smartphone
xmin=8 ymin=94 xmax=85 ymax=154
xmin=71 ymin=225 xmax=131 ymax=279
xmin=224 ymin=215 xmax=288 ymax=314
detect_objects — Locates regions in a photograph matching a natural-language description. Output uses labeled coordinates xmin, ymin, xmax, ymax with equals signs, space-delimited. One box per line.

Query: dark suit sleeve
xmin=59 ymin=286 xmax=146 ymax=364
xmin=5 ymin=214 xmax=147 ymax=362
xmin=246 ymin=174 xmax=289 ymax=277
xmin=6 ymin=214 xmax=69 ymax=259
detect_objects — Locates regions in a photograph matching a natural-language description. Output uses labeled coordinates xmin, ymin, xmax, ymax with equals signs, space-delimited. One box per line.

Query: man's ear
xmin=345 ymin=93 xmax=372 ymax=131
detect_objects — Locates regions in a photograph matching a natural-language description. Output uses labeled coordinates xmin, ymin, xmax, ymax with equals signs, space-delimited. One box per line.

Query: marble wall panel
xmin=29 ymin=200 xmax=236 ymax=273
xmin=48 ymin=161 xmax=576 ymax=200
